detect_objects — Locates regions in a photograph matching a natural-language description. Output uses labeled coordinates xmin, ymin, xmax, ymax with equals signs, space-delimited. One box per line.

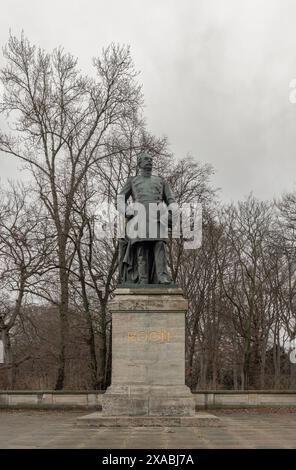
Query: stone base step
xmin=102 ymin=393 xmax=195 ymax=417
xmin=76 ymin=412 xmax=221 ymax=428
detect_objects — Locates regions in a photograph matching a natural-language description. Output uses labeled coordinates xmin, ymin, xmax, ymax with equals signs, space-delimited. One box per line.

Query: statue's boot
xmin=158 ymin=273 xmax=172 ymax=284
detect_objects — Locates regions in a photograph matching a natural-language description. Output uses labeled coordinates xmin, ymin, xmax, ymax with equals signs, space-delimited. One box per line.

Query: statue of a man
xmin=118 ymin=153 xmax=176 ymax=285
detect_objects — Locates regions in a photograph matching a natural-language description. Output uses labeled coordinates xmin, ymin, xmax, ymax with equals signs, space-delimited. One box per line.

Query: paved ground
xmin=0 ymin=409 xmax=296 ymax=448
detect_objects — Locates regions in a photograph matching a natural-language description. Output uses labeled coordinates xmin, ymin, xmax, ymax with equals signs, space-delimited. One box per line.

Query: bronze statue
xmin=118 ymin=153 xmax=176 ymax=285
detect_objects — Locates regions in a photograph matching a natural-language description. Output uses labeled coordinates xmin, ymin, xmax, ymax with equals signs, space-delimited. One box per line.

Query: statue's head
xmin=137 ymin=152 xmax=153 ymax=171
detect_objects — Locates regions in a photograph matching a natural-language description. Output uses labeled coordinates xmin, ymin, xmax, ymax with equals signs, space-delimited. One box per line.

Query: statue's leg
xmin=154 ymin=241 xmax=172 ymax=284
xmin=148 ymin=243 xmax=156 ymax=283
xmin=136 ymin=242 xmax=149 ymax=284
xmin=118 ymin=239 xmax=127 ymax=283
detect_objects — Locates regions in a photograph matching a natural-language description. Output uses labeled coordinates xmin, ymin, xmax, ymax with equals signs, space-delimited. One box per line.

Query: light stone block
xmin=259 ymin=394 xmax=296 ymax=405
xmin=103 ymin=287 xmax=195 ymax=416
xmin=0 ymin=394 xmax=8 ymax=405
xmin=87 ymin=393 xmax=99 ymax=406
xmin=9 ymin=394 xmax=39 ymax=405
xmin=52 ymin=394 xmax=88 ymax=405
xmin=214 ymin=393 xmax=250 ymax=406
xmin=41 ymin=393 xmax=54 ymax=404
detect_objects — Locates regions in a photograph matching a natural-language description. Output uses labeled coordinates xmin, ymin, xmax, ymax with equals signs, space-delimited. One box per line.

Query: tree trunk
xmin=97 ymin=304 xmax=107 ymax=390
xmin=104 ymin=321 xmax=112 ymax=389
xmin=55 ymin=250 xmax=69 ymax=390
xmin=233 ymin=363 xmax=238 ymax=390
xmin=77 ymin=245 xmax=98 ymax=389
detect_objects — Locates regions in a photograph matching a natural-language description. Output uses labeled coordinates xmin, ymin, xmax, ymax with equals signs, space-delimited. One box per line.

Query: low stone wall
xmin=193 ymin=390 xmax=296 ymax=408
xmin=0 ymin=391 xmax=103 ymax=408
xmin=1 ymin=390 xmax=296 ymax=409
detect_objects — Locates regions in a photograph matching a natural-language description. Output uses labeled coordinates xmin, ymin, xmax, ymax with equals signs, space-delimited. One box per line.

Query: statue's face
xmin=138 ymin=153 xmax=153 ymax=171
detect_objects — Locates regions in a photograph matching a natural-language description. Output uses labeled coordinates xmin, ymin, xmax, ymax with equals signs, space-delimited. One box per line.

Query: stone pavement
xmin=0 ymin=410 xmax=296 ymax=448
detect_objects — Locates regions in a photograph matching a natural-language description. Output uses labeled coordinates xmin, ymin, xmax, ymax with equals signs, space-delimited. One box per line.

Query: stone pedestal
xmin=102 ymin=287 xmax=195 ymax=417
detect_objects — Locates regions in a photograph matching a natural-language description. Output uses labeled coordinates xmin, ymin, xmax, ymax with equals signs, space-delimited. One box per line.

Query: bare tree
xmin=0 ymin=34 xmax=143 ymax=388
xmin=0 ymin=183 xmax=51 ymax=386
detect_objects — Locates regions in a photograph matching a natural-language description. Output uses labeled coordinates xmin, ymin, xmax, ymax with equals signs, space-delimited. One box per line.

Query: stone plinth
xmin=76 ymin=412 xmax=221 ymax=427
xmin=102 ymin=287 xmax=195 ymax=417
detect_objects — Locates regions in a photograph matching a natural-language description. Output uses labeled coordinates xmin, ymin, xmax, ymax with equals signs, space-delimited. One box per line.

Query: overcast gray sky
xmin=1 ymin=0 xmax=296 ymax=202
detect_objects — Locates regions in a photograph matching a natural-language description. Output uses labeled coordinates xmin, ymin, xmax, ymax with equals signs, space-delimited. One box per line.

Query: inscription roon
xmin=127 ymin=329 xmax=173 ymax=343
